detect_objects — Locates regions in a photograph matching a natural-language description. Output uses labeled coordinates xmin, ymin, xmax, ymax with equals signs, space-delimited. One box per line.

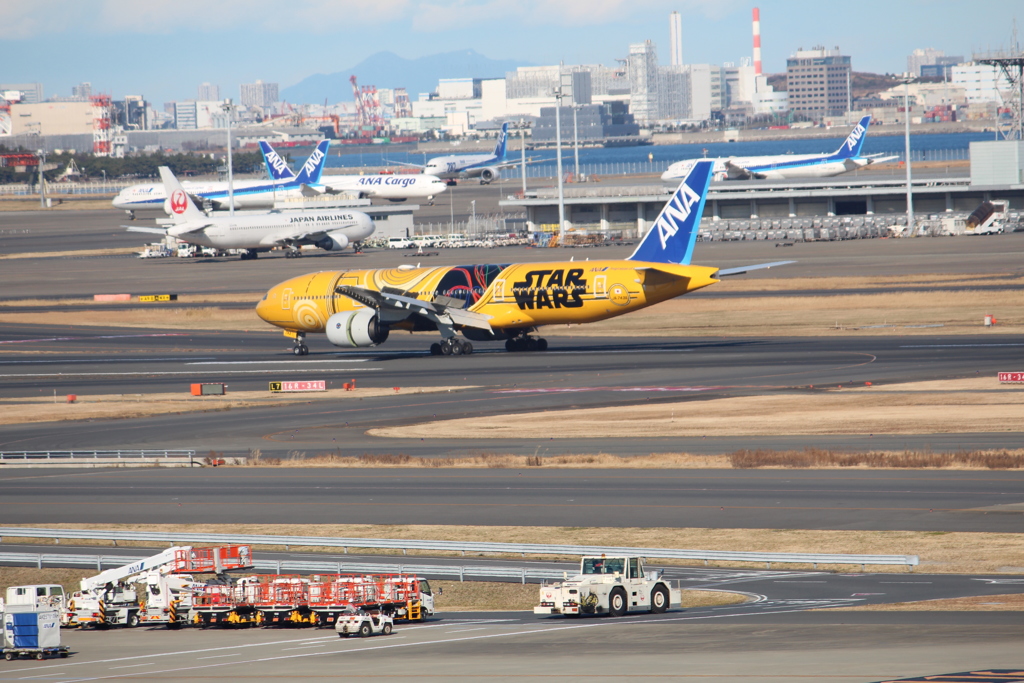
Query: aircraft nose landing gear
xmin=291 ymin=332 xmax=309 ymax=356
xmin=430 ymin=338 xmax=473 ymax=356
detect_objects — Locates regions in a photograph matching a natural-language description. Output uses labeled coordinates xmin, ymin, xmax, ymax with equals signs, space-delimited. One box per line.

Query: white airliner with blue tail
xmin=113 ymin=141 xmax=331 ymax=217
xmin=394 ymin=122 xmax=517 ymax=185
xmin=662 ymin=116 xmax=896 ymax=182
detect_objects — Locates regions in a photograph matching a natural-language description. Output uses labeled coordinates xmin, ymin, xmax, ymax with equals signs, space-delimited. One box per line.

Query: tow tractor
xmin=335 ymin=606 xmax=394 ymax=637
xmin=534 ymin=556 xmax=681 ymax=617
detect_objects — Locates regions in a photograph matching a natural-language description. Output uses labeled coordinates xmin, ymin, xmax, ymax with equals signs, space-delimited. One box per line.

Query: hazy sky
xmin=1 ymin=0 xmax=1019 ymax=106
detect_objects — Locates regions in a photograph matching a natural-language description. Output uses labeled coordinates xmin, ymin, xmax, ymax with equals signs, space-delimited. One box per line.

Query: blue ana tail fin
xmin=627 ymin=159 xmax=713 ymax=265
xmin=832 ymin=115 xmax=872 ymax=159
xmin=492 ymin=122 xmax=509 ymax=160
xmin=294 ymin=139 xmax=331 ymax=184
xmin=259 ymin=141 xmax=296 ymax=181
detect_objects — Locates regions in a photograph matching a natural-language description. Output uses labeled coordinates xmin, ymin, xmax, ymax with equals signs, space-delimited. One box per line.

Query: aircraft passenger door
xmin=492 ymin=279 xmax=506 ymax=303
xmin=281 ymin=288 xmax=292 ymax=310
xmin=593 ymin=275 xmax=607 ymax=299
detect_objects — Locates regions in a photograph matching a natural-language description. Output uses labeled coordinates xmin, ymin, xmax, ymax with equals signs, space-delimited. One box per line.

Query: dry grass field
xmin=369 ymin=377 xmax=1024 ymax=440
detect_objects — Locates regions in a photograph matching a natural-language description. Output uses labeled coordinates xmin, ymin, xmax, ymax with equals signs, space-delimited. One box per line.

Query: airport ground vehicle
xmin=3 ymin=606 xmax=69 ymax=660
xmin=4 ymin=585 xmax=67 ymax=614
xmin=190 ymin=574 xmax=434 ymax=628
xmin=534 ymin=556 xmax=681 ymax=617
xmin=965 ymin=200 xmax=1007 ymax=235
xmin=387 ymin=237 xmax=414 ymax=249
xmin=335 ymin=608 xmax=394 ymax=637
xmin=67 ymin=545 xmax=252 ymax=628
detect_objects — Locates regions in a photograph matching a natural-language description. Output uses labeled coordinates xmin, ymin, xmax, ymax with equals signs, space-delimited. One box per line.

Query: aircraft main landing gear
xmin=284 ymin=249 xmax=302 ymax=258
xmin=505 ymin=336 xmax=547 ymax=352
xmin=430 ymin=338 xmax=473 ymax=356
xmin=240 ymin=250 xmax=259 ymax=260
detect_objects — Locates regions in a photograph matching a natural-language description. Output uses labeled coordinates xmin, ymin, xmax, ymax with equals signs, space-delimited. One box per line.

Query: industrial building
xmin=531 ymin=103 xmax=640 ymax=145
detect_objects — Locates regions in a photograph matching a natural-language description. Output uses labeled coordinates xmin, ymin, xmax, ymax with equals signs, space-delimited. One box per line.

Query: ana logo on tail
xmin=170 ymin=190 xmax=188 ymax=215
xmin=627 ymin=159 xmax=713 ymax=265
xmin=260 ymin=141 xmax=293 ymax=180
xmin=295 ymin=140 xmax=330 ymax=183
xmin=655 ymin=183 xmax=702 ymax=249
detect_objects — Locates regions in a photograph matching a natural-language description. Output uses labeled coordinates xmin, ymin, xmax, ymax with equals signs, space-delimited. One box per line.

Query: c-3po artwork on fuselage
xmin=255 ymin=160 xmax=791 ymax=356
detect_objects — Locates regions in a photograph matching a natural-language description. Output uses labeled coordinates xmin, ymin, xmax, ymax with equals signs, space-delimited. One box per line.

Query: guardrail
xmin=0 ymin=527 xmax=918 ymax=570
xmin=0 ymin=450 xmax=196 ymax=463
xmin=0 ymin=552 xmax=562 ymax=583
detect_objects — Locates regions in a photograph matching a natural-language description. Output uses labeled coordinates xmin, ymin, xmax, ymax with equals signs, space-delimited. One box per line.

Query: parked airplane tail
xmin=294 ymin=139 xmax=331 ymax=184
xmin=259 ymin=141 xmax=296 ymax=181
xmin=492 ymin=122 xmax=510 ymax=160
xmin=627 ymin=159 xmax=713 ymax=265
xmin=157 ymin=166 xmax=207 ymax=224
xmin=832 ymin=115 xmax=872 ymax=159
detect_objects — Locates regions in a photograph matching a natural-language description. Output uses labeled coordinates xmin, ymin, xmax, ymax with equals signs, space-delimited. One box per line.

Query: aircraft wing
xmin=715 ymin=260 xmax=795 ymax=277
xmin=336 ymin=285 xmax=493 ymax=331
xmin=723 ymin=159 xmax=762 ymax=180
xmin=385 ymin=160 xmax=426 ymax=169
xmin=259 ymin=228 xmax=332 ymax=247
xmin=494 ymin=157 xmax=549 ymax=169
xmin=865 ymin=155 xmax=899 ymax=164
xmin=124 ymin=226 xmax=169 ymax=235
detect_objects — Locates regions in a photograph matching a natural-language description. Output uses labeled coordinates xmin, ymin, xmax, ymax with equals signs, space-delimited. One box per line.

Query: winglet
xmin=158 ymin=166 xmax=206 ymax=224
xmin=259 ymin=140 xmax=296 ymax=180
xmin=627 ymin=159 xmax=713 ymax=265
xmin=294 ymin=139 xmax=331 ymax=184
xmin=492 ymin=122 xmax=509 ymax=160
xmin=833 ymin=115 xmax=872 ymax=159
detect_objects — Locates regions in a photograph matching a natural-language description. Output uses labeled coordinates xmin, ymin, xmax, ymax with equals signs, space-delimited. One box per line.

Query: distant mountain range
xmin=281 ymin=50 xmax=532 ymax=105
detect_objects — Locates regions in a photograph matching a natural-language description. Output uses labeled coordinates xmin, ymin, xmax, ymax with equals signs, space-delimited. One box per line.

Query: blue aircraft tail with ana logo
xmin=259 ymin=141 xmax=297 ymax=181
xmin=492 ymin=122 xmax=509 ymax=160
xmin=831 ymin=115 xmax=872 ymax=160
xmin=294 ymin=139 xmax=331 ymax=184
xmin=627 ymin=159 xmax=713 ymax=265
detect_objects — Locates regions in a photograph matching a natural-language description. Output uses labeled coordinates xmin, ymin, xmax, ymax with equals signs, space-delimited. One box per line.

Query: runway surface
xmin=0 ymin=610 xmax=1020 ymax=682
xmin=1 ymin=466 xmax=1021 ymax=530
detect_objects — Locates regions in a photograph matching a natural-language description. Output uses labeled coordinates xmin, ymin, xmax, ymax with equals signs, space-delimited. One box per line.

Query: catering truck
xmin=534 ymin=556 xmax=681 ymax=617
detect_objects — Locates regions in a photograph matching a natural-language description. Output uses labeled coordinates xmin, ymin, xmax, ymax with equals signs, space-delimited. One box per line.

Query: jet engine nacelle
xmin=315 ymin=232 xmax=350 ymax=251
xmin=479 ymin=167 xmax=500 ymax=184
xmin=325 ymin=309 xmax=389 ymax=347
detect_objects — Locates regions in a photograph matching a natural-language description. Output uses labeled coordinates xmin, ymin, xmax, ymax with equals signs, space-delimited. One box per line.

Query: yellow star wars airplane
xmin=255 ymin=160 xmax=791 ymax=356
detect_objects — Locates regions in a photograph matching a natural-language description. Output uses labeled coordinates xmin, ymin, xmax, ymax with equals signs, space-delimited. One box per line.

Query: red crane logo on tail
xmin=170 ymin=190 xmax=188 ymax=215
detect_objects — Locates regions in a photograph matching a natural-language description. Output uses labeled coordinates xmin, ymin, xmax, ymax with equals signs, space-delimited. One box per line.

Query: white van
xmin=387 ymin=237 xmax=414 ymax=249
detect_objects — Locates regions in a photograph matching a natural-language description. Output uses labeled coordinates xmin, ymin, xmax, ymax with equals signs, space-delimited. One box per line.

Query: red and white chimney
xmin=752 ymin=7 xmax=763 ymax=76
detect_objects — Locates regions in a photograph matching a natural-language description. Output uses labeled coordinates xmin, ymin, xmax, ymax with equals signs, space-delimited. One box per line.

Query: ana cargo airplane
xmin=255 ymin=160 xmax=791 ymax=356
xmin=127 ymin=166 xmax=374 ymax=260
xmin=113 ymin=141 xmax=332 ymax=218
xmin=260 ymin=140 xmax=448 ymax=203
xmin=394 ymin=122 xmax=517 ymax=185
xmin=662 ymin=116 xmax=897 ymax=182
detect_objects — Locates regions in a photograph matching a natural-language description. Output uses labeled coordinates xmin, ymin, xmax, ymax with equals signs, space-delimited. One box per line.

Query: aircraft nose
xmin=255 ymin=289 xmax=274 ymax=323
xmin=360 ymin=213 xmax=375 ymax=238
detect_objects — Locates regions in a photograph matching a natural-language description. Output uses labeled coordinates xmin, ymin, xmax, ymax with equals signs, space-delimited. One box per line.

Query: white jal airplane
xmin=127 ymin=166 xmax=375 ymax=260
xmin=662 ymin=116 xmax=897 ymax=182
xmin=113 ymin=140 xmax=332 ymax=218
xmin=396 ymin=122 xmax=518 ymax=185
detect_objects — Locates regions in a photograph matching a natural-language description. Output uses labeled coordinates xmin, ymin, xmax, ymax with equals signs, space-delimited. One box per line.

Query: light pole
xmin=471 ymin=199 xmax=476 ymax=234
xmin=572 ymin=104 xmax=581 ymax=181
xmin=554 ymin=88 xmax=565 ymax=240
xmin=37 ymin=149 xmax=46 ymax=208
xmin=901 ymin=74 xmax=915 ymax=236
xmin=449 ymin=180 xmax=454 ymax=234
xmin=222 ymin=99 xmax=235 ymax=216
xmin=101 ymin=169 xmax=106 ymax=185
xmin=517 ymin=118 xmax=528 ymax=197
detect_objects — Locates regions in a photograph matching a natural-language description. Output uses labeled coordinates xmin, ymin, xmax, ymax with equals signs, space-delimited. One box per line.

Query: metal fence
xmin=0 ymin=181 xmax=131 ymax=196
xmin=0 ymin=552 xmax=561 ymax=583
xmin=0 ymin=450 xmax=196 ymax=462
xmin=0 ymin=527 xmax=918 ymax=569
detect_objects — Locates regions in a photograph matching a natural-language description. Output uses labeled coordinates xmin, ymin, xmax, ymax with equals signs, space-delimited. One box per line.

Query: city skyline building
xmin=627 ymin=40 xmax=660 ymax=124
xmin=240 ymin=80 xmax=278 ymax=109
xmin=198 ymin=82 xmax=220 ymax=101
xmin=786 ymin=45 xmax=852 ymax=117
